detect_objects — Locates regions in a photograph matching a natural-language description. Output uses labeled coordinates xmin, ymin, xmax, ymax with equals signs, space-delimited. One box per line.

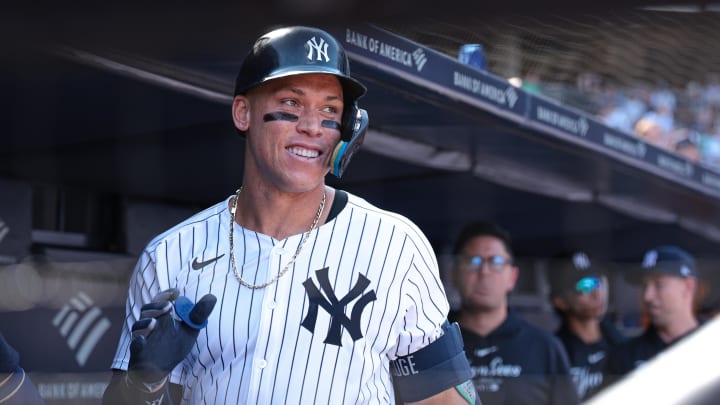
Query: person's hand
xmin=0 ymin=333 xmax=20 ymax=373
xmin=128 ymin=288 xmax=217 ymax=384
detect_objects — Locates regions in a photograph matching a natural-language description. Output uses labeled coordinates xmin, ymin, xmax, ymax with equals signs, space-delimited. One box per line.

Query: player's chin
xmin=282 ymin=169 xmax=330 ymax=191
xmin=465 ymin=294 xmax=496 ymax=309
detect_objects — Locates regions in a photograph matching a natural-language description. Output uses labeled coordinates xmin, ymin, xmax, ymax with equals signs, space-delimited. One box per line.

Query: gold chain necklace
xmin=229 ymin=187 xmax=326 ymax=289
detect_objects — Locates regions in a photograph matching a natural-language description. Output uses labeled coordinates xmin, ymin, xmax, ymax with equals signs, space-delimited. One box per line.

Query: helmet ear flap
xmin=331 ymin=107 xmax=368 ymax=178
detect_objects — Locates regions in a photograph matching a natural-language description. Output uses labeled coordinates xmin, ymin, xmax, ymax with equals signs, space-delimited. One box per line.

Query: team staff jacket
xmin=455 ymin=310 xmax=579 ymax=405
xmin=555 ymin=318 xmax=626 ymax=401
xmin=110 ymin=191 xmax=451 ymax=404
xmin=603 ymin=323 xmax=699 ymax=387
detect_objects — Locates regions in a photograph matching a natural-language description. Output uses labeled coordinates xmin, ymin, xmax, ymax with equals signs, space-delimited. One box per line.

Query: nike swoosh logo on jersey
xmin=587 ymin=351 xmax=605 ymax=364
xmin=191 ymin=254 xmax=225 ymax=270
xmin=474 ymin=346 xmax=498 ymax=358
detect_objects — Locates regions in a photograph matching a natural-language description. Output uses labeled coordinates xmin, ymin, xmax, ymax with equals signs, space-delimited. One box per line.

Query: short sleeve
xmin=391 ymin=230 xmax=450 ymax=358
xmin=109 ymin=249 xmax=169 ymax=371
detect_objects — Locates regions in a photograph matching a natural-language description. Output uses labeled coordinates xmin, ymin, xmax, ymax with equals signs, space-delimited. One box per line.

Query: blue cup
xmin=458 ymin=44 xmax=487 ymax=71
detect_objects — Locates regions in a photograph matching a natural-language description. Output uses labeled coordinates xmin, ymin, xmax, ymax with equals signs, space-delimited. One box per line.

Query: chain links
xmin=229 ymin=187 xmax=326 ymax=289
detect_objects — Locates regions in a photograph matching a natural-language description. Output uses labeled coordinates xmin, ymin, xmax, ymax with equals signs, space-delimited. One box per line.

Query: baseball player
xmin=448 ymin=222 xmax=579 ymax=405
xmin=603 ymin=245 xmax=701 ymax=387
xmin=102 ymin=26 xmax=475 ymax=404
xmin=548 ymin=252 xmax=625 ymax=401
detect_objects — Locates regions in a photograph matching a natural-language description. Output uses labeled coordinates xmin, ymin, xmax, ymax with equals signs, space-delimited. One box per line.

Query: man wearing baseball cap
xmin=548 ymin=251 xmax=625 ymax=401
xmin=603 ymin=245 xmax=700 ymax=386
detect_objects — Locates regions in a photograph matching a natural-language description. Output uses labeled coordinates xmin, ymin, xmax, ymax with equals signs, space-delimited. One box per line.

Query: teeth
xmin=287 ymin=147 xmax=319 ymax=158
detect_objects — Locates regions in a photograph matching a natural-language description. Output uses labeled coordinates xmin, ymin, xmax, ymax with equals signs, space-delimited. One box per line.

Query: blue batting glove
xmin=128 ymin=289 xmax=216 ymax=384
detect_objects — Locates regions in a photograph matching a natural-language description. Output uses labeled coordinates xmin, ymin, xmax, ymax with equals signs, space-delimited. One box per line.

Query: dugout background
xmin=2 ymin=1 xmax=720 ymax=403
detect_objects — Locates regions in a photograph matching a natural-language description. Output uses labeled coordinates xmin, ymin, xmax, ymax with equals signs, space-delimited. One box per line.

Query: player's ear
xmin=552 ymin=295 xmax=568 ymax=311
xmin=506 ymin=266 xmax=519 ymax=292
xmin=232 ymin=95 xmax=251 ymax=132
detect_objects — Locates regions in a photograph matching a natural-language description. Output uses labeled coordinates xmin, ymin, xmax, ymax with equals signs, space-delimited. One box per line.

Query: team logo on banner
xmin=52 ymin=292 xmax=112 ymax=367
xmin=412 ymin=48 xmax=427 ymax=72
xmin=505 ymin=87 xmax=518 ymax=108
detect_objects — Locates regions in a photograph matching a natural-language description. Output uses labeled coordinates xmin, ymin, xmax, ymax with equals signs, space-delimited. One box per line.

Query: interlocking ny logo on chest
xmin=191 ymin=254 xmax=225 ymax=270
xmin=301 ymin=267 xmax=376 ymax=346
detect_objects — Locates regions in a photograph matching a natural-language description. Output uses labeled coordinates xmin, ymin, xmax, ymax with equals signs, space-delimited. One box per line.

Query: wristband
xmin=125 ymin=372 xmax=168 ymax=394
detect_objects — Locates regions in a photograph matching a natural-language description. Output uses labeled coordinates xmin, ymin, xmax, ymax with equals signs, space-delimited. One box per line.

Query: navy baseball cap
xmin=626 ymin=245 xmax=697 ymax=284
xmin=549 ymin=251 xmax=604 ymax=296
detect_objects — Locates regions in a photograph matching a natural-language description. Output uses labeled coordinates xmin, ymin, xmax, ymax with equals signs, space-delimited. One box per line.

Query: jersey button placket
xmin=247 ymin=242 xmax=281 ymax=403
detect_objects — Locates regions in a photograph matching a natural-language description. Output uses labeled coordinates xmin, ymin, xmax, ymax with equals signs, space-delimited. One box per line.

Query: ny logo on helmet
xmin=306 ymin=36 xmax=330 ymax=62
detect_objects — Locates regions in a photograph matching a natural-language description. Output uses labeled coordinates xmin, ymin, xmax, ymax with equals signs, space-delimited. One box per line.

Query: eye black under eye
xmin=264 ymin=112 xmax=299 ymax=122
xmin=321 ymin=120 xmax=341 ymax=130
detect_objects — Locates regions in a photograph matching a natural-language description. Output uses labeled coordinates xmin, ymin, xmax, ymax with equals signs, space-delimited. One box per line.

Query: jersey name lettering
xmin=391 ymin=356 xmax=418 ymax=376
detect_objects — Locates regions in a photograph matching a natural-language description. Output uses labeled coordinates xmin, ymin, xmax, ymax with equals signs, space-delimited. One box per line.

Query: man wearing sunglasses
xmin=449 ymin=222 xmax=578 ymax=405
xmin=548 ymin=252 xmax=626 ymax=401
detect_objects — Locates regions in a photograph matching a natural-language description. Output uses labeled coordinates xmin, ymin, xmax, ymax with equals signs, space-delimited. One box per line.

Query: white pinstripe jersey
xmin=111 ymin=191 xmax=450 ymax=404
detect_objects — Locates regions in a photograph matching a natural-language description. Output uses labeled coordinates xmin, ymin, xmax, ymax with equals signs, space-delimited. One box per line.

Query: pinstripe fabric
xmin=111 ymin=191 xmax=449 ymax=404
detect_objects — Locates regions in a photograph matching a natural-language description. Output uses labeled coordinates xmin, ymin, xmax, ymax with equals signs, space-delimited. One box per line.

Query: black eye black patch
xmin=321 ymin=120 xmax=341 ymax=131
xmin=263 ymin=112 xmax=340 ymax=131
xmin=264 ymin=112 xmax=299 ymax=122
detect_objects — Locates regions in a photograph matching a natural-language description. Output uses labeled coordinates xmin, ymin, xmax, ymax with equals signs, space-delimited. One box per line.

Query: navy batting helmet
xmin=234 ymin=26 xmax=366 ymax=106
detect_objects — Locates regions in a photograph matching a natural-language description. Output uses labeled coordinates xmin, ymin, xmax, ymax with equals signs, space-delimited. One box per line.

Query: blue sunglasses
xmin=575 ymin=277 xmax=602 ymax=295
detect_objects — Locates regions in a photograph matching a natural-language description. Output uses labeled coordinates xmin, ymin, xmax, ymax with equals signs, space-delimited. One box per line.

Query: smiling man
xmin=449 ymin=221 xmax=578 ymax=405
xmin=102 ymin=26 xmax=474 ymax=405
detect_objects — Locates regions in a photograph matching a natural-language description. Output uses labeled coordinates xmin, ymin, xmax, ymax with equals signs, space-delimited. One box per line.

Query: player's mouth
xmin=287 ymin=146 xmax=321 ymax=159
xmin=645 ymin=305 xmax=661 ymax=314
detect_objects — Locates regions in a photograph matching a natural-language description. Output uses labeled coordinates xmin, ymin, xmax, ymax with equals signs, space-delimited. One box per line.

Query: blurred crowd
xmin=459 ymin=44 xmax=720 ymax=166
xmin=564 ymin=72 xmax=720 ymax=166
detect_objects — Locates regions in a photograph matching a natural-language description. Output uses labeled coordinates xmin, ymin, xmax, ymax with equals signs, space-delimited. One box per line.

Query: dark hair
xmin=452 ymin=221 xmax=513 ymax=258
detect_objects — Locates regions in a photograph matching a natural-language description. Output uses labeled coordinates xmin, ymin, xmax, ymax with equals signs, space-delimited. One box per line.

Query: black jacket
xmin=452 ymin=310 xmax=579 ymax=405
xmin=555 ymin=318 xmax=626 ymax=400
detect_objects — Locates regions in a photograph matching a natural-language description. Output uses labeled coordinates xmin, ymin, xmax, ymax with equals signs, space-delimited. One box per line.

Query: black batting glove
xmin=0 ymin=333 xmax=20 ymax=373
xmin=128 ymin=288 xmax=217 ymax=384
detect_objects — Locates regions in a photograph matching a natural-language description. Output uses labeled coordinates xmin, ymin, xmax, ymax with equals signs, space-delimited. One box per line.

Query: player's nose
xmin=296 ymin=110 xmax=324 ymax=137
